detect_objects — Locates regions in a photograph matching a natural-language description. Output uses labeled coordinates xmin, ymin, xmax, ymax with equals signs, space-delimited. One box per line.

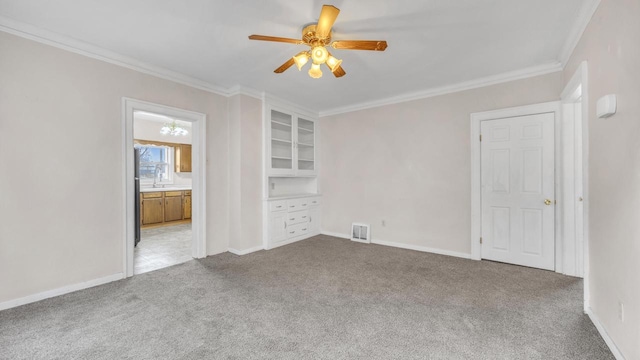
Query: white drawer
xmin=309 ymin=197 xmax=321 ymax=207
xmin=287 ymin=198 xmax=308 ymax=211
xmin=287 ymin=209 xmax=309 ymax=225
xmin=286 ymin=222 xmax=310 ymax=238
xmin=269 ymin=200 xmax=287 ymax=212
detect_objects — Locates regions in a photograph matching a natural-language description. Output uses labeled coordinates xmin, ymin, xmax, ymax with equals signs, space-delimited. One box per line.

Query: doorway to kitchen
xmin=134 ymin=112 xmax=193 ymax=274
xmin=123 ymin=98 xmax=207 ymax=278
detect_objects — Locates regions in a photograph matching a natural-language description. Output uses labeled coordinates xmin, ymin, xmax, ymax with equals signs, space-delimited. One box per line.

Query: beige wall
xmin=228 ymin=94 xmax=263 ymax=252
xmin=0 ymin=31 xmax=230 ymax=303
xmin=563 ymin=0 xmax=640 ymax=358
xmin=320 ymin=72 xmax=562 ymax=255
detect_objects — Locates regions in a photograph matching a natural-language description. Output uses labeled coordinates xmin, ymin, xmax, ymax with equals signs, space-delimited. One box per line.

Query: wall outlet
xmin=271 ymin=182 xmax=275 ymax=190
xmin=618 ymin=301 xmax=624 ymax=322
xmin=381 ymin=220 xmax=386 ymax=227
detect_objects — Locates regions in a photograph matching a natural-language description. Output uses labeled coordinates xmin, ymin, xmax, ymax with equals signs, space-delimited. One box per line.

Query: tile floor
xmin=134 ymin=223 xmax=192 ymax=275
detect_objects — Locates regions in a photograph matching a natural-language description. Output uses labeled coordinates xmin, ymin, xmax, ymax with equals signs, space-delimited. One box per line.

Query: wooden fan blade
xmin=274 ymin=58 xmax=296 ymax=73
xmin=332 ymin=65 xmax=346 ymax=78
xmin=331 ymin=40 xmax=388 ymax=51
xmin=249 ymin=35 xmax=303 ymax=44
xmin=316 ymin=5 xmax=340 ymax=39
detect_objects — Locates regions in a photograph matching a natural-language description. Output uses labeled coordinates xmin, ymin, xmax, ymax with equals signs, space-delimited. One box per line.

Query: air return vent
xmin=351 ymin=223 xmax=370 ymax=244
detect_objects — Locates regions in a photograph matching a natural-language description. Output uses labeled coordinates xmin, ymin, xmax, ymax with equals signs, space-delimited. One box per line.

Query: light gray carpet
xmin=135 ymin=223 xmax=192 ymax=274
xmin=0 ymin=236 xmax=613 ymax=359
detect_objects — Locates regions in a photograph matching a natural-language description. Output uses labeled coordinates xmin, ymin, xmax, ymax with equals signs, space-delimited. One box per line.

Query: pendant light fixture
xmin=160 ymin=121 xmax=189 ymax=136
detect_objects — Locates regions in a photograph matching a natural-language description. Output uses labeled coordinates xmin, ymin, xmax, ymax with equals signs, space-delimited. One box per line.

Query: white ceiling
xmin=0 ymin=0 xmax=591 ymax=113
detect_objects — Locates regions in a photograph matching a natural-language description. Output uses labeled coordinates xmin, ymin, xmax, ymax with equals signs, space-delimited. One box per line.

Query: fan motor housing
xmin=302 ymin=24 xmax=332 ymax=46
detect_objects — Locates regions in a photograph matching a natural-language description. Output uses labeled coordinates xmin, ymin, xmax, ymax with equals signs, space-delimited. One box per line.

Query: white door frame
xmin=122 ymin=98 xmax=207 ymax=277
xmin=560 ymin=61 xmax=589 ymax=310
xmin=470 ymin=101 xmax=564 ymax=272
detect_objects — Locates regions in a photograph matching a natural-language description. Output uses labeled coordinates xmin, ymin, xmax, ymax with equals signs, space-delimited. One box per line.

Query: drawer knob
xmin=290 ymin=231 xmax=295 ymax=234
xmin=290 ymin=218 xmax=295 ymax=221
xmin=302 ymin=216 xmax=307 ymax=218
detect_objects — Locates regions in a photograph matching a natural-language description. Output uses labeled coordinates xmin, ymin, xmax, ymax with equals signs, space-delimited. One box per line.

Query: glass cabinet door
xmin=270 ymin=110 xmax=293 ymax=171
xmin=297 ymin=117 xmax=315 ymax=172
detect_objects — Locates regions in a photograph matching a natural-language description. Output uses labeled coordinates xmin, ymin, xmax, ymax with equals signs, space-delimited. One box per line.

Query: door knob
xmin=544 ymin=199 xmax=552 ymax=206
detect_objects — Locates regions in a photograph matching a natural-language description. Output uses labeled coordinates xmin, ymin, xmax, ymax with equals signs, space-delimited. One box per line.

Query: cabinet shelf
xmin=268 ymin=107 xmax=316 ymax=176
xmin=272 ymin=120 xmax=292 ymax=128
xmin=272 ymin=138 xmax=292 ymax=144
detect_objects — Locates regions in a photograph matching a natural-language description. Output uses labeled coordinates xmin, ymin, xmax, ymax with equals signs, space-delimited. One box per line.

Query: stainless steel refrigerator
xmin=134 ymin=148 xmax=141 ymax=247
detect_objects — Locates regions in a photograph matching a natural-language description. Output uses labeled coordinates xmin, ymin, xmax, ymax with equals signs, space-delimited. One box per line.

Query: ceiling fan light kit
xmin=293 ymin=51 xmax=310 ymax=70
xmin=248 ymin=4 xmax=388 ymax=79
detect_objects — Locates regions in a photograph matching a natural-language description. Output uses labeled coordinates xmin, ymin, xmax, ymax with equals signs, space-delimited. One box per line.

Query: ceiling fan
xmin=248 ymin=4 xmax=388 ymax=79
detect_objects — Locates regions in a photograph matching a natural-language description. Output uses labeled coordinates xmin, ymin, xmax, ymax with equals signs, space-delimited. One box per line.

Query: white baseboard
xmin=320 ymin=231 xmax=350 ymax=239
xmin=228 ymin=245 xmax=264 ymax=256
xmin=0 ymin=273 xmax=124 ymax=311
xmin=320 ymin=231 xmax=471 ymax=260
xmin=371 ymin=239 xmax=471 ymax=259
xmin=586 ymin=308 xmax=626 ymax=360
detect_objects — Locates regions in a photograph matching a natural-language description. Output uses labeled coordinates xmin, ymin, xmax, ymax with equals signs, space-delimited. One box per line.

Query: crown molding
xmin=264 ymin=93 xmax=319 ymax=118
xmin=319 ymin=62 xmax=563 ymax=117
xmin=227 ymin=85 xmax=264 ymax=100
xmin=0 ymin=15 xmax=230 ymax=96
xmin=558 ymin=0 xmax=601 ymax=67
xmin=1 ymin=12 xmax=582 ymax=118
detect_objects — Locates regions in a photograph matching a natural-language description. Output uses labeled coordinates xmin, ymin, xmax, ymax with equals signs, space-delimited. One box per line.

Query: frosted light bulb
xmin=308 ymin=63 xmax=323 ymax=79
xmin=311 ymin=46 xmax=329 ymax=64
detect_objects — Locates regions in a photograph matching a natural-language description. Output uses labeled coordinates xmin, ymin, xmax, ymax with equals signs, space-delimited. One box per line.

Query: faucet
xmin=152 ymin=165 xmax=163 ymax=188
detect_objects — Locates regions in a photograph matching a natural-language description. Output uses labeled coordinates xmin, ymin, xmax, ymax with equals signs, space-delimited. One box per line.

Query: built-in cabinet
xmin=263 ymin=101 xmax=321 ymax=250
xmin=141 ymin=190 xmax=192 ymax=227
xmin=266 ymin=195 xmax=322 ymax=249
xmin=268 ymin=106 xmax=317 ymax=176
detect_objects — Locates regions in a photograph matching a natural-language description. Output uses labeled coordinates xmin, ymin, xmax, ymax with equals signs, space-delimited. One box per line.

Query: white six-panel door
xmin=480 ymin=113 xmax=555 ymax=270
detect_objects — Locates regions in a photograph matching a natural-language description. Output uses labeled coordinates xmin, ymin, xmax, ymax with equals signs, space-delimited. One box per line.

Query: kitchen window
xmin=137 ymin=145 xmax=174 ymax=184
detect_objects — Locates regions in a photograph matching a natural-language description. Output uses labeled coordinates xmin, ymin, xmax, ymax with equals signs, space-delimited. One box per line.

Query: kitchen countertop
xmin=140 ymin=186 xmax=192 ymax=193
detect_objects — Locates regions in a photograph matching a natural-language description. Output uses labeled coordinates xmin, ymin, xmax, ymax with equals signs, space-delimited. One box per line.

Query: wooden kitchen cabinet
xmin=141 ymin=193 xmax=164 ymax=225
xmin=175 ymin=144 xmax=192 ymax=173
xmin=141 ymin=190 xmax=192 ymax=227
xmin=164 ymin=191 xmax=183 ymax=222
xmin=183 ymin=194 xmax=192 ymax=219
